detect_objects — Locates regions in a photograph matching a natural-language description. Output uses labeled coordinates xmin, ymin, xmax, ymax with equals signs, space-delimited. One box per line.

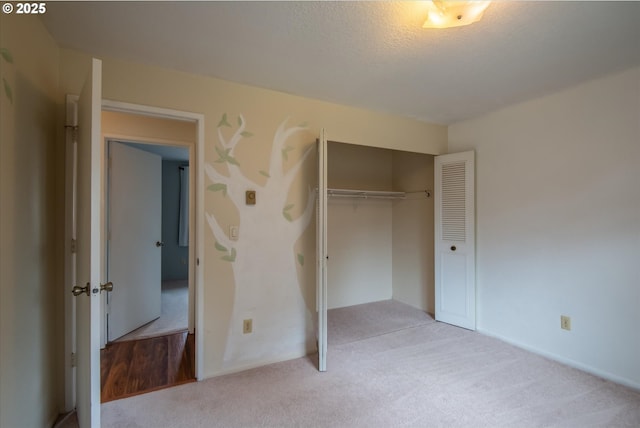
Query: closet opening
xmin=323 ymin=141 xmax=436 ymax=355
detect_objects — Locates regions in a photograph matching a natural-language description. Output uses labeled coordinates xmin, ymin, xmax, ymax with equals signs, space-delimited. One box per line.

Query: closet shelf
xmin=327 ymin=188 xmax=406 ymax=200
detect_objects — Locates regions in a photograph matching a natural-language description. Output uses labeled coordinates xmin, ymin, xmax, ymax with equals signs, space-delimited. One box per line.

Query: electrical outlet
xmin=561 ymin=315 xmax=571 ymax=331
xmin=243 ymin=319 xmax=253 ymax=334
xmin=246 ymin=190 xmax=256 ymax=205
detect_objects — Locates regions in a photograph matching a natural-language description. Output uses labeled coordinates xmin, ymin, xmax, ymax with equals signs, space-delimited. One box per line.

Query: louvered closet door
xmin=435 ymin=151 xmax=475 ymax=330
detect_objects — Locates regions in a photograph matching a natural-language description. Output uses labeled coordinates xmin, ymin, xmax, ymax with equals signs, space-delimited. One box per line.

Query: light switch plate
xmin=230 ymin=225 xmax=239 ymax=241
xmin=243 ymin=319 xmax=252 ymax=334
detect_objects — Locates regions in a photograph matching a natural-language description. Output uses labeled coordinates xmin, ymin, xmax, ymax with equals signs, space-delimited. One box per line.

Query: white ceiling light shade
xmin=423 ymin=0 xmax=492 ymax=29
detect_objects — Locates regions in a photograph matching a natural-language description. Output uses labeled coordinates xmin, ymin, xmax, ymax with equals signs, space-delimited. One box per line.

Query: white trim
xmin=477 ymin=328 xmax=640 ymax=392
xmin=202 ymin=347 xmax=309 ymax=380
xmin=103 ymin=133 xmax=195 ymax=149
xmin=195 ymin=117 xmax=205 ymax=381
xmin=101 ymin=99 xmax=205 ymax=381
xmin=317 ymin=131 xmax=328 ymax=372
xmin=102 ymin=99 xmax=201 ymax=122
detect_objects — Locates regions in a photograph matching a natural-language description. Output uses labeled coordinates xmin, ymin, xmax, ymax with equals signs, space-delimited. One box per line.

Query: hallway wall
xmin=0 ymin=14 xmax=63 ymax=427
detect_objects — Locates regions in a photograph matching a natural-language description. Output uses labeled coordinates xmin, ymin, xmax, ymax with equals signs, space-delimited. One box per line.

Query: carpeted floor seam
xmin=332 ymin=320 xmax=436 ymax=348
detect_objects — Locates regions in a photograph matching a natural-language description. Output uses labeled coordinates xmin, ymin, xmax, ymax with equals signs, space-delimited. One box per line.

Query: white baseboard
xmin=52 ymin=410 xmax=76 ymax=428
xmin=200 ymin=347 xmax=313 ymax=380
xmin=477 ymin=328 xmax=640 ymax=392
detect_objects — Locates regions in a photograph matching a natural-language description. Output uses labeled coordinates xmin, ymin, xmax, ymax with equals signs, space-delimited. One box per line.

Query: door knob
xmin=72 ymin=283 xmax=91 ymax=297
xmin=100 ymin=281 xmax=114 ymax=293
xmin=156 ymin=241 xmax=164 ymax=247
xmin=450 ymin=245 xmax=457 ymax=251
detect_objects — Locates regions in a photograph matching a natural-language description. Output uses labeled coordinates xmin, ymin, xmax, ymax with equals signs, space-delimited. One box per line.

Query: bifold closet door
xmin=434 ymin=151 xmax=476 ymax=330
xmin=316 ymin=129 xmax=328 ymax=371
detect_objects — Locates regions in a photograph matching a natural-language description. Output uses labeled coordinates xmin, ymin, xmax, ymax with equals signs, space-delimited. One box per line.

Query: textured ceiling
xmin=41 ymin=1 xmax=640 ymax=125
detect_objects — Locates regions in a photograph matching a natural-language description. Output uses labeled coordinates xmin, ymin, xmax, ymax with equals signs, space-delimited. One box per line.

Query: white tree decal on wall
xmin=205 ymin=114 xmax=316 ymax=364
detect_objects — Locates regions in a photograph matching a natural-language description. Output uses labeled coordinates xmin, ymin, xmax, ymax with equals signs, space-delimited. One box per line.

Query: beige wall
xmin=6 ymin=9 xmax=637 ymax=423
xmin=327 ymin=143 xmax=395 ymax=308
xmin=102 ymin=110 xmax=196 ymax=145
xmin=0 ymin=14 xmax=62 ymax=427
xmin=392 ymin=152 xmax=434 ymax=313
xmin=61 ymin=50 xmax=447 ymax=156
xmin=328 ymin=142 xmax=394 ymax=190
xmin=59 ymin=49 xmax=447 ymax=377
xmin=325 ymin=142 xmax=435 ymax=313
xmin=449 ymin=67 xmax=640 ymax=388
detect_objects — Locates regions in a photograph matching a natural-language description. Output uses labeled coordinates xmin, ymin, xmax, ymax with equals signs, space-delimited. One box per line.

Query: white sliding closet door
xmin=316 ymin=130 xmax=328 ymax=371
xmin=434 ymin=151 xmax=475 ymax=330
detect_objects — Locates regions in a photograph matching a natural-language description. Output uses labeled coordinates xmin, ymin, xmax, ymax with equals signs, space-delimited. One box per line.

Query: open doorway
xmin=99 ymin=110 xmax=197 ymax=401
xmin=316 ymin=136 xmax=436 ymax=371
xmin=107 ymin=140 xmax=190 ymax=342
xmin=62 ymin=92 xmax=205 ymax=415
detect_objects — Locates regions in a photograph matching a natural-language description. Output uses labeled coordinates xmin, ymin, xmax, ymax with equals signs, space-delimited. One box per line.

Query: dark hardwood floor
xmin=100 ymin=331 xmax=195 ymax=403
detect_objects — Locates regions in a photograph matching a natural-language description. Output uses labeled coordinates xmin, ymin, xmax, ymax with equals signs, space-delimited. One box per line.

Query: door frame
xmin=63 ymin=98 xmax=205 ymax=411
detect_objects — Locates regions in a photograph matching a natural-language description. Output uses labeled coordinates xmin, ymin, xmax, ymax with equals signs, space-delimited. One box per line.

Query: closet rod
xmin=327 ymin=188 xmax=406 ymax=200
xmin=405 ymin=189 xmax=432 ymax=198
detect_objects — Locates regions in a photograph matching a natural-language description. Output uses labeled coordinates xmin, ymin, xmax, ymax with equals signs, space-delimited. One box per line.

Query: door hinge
xmin=70 ymin=352 xmax=77 ymax=368
xmin=70 ymin=239 xmax=77 ymax=253
xmin=65 ymin=125 xmax=79 ymax=142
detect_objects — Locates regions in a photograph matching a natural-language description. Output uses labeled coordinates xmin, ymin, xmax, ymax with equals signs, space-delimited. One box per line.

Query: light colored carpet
xmin=115 ymin=280 xmax=188 ymax=342
xmin=102 ymin=300 xmax=640 ymax=427
xmin=328 ymin=299 xmax=434 ymax=346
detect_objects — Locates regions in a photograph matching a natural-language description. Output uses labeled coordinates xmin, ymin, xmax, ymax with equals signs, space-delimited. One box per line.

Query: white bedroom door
xmin=434 ymin=151 xmax=476 ymax=330
xmin=316 ymin=129 xmax=328 ymax=371
xmin=107 ymin=141 xmax=162 ymax=341
xmin=73 ymin=57 xmax=103 ymax=428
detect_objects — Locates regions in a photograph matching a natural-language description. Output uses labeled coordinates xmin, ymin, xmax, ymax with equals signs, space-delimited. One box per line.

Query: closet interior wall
xmin=327 ymin=142 xmax=435 ymax=314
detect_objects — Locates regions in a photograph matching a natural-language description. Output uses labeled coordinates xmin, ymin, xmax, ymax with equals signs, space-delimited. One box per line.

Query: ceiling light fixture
xmin=423 ymin=0 xmax=491 ymax=29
